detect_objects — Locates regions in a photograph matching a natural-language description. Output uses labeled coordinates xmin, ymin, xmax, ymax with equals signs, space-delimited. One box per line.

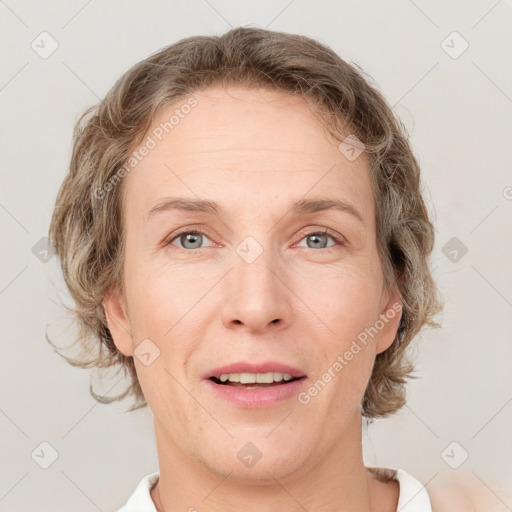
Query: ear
xmin=375 ymin=283 xmax=403 ymax=355
xmin=102 ymin=285 xmax=134 ymax=357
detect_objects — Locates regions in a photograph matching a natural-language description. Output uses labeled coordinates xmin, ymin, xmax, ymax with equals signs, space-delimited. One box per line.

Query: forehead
xmin=121 ymin=85 xmax=374 ymax=227
xmin=170 ymin=86 xmax=332 ymax=153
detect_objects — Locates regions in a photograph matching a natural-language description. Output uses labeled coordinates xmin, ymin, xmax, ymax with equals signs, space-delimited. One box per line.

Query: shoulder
xmin=367 ymin=466 xmax=510 ymax=512
xmin=428 ymin=487 xmax=477 ymax=512
xmin=116 ymin=472 xmax=159 ymax=512
xmin=428 ymin=475 xmax=510 ymax=512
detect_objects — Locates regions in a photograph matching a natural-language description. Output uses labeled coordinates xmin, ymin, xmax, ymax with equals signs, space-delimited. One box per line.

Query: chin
xmin=201 ymin=442 xmax=308 ymax=484
xmin=218 ymin=458 xmax=303 ymax=485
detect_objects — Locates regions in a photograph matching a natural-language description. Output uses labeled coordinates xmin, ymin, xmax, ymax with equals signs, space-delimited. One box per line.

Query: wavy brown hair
xmin=48 ymin=26 xmax=444 ymax=419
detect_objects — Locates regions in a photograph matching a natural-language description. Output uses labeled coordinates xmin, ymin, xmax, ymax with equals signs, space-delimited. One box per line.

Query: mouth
xmin=204 ymin=361 xmax=306 ymax=381
xmin=208 ymin=374 xmax=306 ymax=389
xmin=203 ymin=364 xmax=308 ymax=408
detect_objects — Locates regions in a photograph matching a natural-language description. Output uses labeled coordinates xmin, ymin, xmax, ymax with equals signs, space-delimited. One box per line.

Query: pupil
xmin=182 ymin=233 xmax=201 ymax=249
xmin=309 ymin=234 xmax=327 ymax=249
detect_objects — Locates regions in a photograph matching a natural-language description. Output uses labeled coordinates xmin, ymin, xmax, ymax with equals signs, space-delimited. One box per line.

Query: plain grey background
xmin=1 ymin=0 xmax=511 ymax=510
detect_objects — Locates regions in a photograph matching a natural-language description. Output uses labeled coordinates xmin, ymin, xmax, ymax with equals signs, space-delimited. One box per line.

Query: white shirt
xmin=116 ymin=466 xmax=432 ymax=511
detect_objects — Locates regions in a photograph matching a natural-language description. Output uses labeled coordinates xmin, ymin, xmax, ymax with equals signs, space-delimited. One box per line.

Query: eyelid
xmin=293 ymin=227 xmax=346 ymax=248
xmin=163 ymin=225 xmax=217 ymax=249
xmin=163 ymin=225 xmax=347 ymax=250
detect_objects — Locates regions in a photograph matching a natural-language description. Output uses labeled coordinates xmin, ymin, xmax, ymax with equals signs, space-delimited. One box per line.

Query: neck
xmin=150 ymin=412 xmax=390 ymax=512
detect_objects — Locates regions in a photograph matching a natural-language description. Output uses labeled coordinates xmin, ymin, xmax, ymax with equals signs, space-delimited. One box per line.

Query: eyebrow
xmin=146 ymin=196 xmax=366 ymax=226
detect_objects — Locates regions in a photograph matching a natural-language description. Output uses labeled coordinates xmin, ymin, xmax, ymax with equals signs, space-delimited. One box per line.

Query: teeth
xmin=218 ymin=372 xmax=294 ymax=383
xmin=239 ymin=373 xmax=256 ymax=384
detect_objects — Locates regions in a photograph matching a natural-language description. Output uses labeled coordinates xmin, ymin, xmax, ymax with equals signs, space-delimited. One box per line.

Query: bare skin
xmin=104 ymin=85 xmax=405 ymax=511
xmin=150 ymin=463 xmax=399 ymax=512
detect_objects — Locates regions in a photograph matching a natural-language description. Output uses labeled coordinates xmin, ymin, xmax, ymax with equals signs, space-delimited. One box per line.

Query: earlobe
xmin=375 ymin=286 xmax=403 ymax=355
xmin=102 ymin=285 xmax=134 ymax=357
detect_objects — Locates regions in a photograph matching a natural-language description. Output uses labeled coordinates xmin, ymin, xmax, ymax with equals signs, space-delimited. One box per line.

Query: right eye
xmin=164 ymin=230 xmax=215 ymax=251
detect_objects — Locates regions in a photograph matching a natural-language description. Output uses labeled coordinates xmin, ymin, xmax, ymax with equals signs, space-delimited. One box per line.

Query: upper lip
xmin=204 ymin=362 xmax=307 ymax=380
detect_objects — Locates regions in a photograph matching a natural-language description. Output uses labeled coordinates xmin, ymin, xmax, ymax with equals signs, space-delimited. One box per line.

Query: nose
xmin=220 ymin=240 xmax=294 ymax=334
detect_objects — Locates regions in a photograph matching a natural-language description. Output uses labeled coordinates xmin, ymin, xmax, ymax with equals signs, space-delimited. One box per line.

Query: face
xmin=104 ymin=85 xmax=402 ymax=483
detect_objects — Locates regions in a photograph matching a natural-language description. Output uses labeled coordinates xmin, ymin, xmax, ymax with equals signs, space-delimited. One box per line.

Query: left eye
xmin=296 ymin=230 xmax=344 ymax=249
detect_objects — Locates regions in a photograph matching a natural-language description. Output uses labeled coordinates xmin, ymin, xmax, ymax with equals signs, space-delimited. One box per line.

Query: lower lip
xmin=205 ymin=378 xmax=307 ymax=409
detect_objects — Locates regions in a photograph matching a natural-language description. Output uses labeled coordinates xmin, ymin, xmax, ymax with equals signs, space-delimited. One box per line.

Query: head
xmin=48 ymin=27 xmax=443 ymax=477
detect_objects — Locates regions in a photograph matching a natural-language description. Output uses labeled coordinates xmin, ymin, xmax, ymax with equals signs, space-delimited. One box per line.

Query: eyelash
xmin=163 ymin=227 xmax=346 ymax=252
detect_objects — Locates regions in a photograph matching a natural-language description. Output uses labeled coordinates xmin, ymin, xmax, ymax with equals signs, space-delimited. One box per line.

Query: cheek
xmin=124 ymin=259 xmax=210 ymax=406
xmin=124 ymin=254 xmax=202 ymax=338
xmin=308 ymin=331 xmax=376 ymax=419
xmin=294 ymin=264 xmax=380 ymax=399
xmin=293 ymin=261 xmax=382 ymax=338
